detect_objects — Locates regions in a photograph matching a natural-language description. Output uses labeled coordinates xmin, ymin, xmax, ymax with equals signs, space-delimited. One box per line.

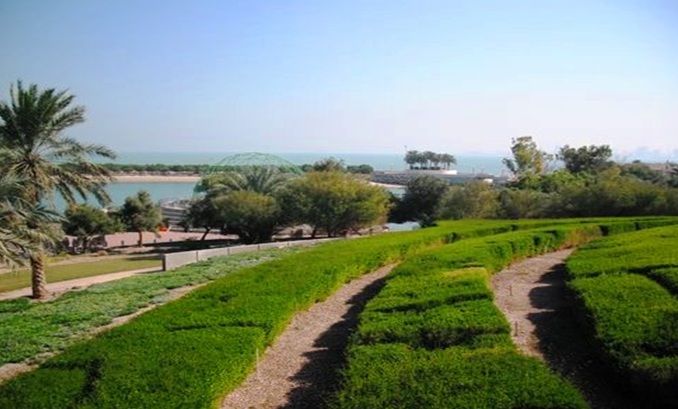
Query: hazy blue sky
xmin=1 ymin=0 xmax=676 ymax=159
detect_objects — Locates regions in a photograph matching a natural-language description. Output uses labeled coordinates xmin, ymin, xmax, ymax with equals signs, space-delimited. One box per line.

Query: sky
xmin=1 ymin=0 xmax=677 ymax=160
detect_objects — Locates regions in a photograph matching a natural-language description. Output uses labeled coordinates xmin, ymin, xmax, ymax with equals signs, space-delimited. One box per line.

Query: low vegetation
xmin=1 ymin=217 xmax=676 ymax=408
xmin=0 ymin=249 xmax=292 ymax=366
xmin=0 ymin=255 xmax=161 ymax=293
xmin=333 ymin=218 xmax=678 ymax=408
xmin=333 ymin=225 xmax=603 ymax=409
xmin=0 ymin=220 xmax=562 ymax=408
xmin=566 ymin=225 xmax=678 ymax=407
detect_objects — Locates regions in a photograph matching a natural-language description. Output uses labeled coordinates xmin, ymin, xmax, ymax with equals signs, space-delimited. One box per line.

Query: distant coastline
xmin=111 ymin=174 xmax=405 ymax=188
xmin=112 ymin=174 xmax=201 ymax=183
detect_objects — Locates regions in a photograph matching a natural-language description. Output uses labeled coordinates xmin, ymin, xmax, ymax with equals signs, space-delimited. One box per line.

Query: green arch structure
xmin=206 ymin=152 xmax=304 ymax=175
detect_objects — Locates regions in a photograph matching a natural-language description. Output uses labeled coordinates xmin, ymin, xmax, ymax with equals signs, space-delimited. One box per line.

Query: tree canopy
xmin=63 ymin=204 xmax=119 ymax=252
xmin=557 ymin=144 xmax=613 ymax=174
xmin=391 ymin=175 xmax=449 ymax=227
xmin=404 ymin=150 xmax=456 ymax=170
xmin=279 ymin=171 xmax=390 ymax=237
xmin=502 ymin=136 xmax=552 ymax=179
xmin=118 ymin=191 xmax=162 ymax=247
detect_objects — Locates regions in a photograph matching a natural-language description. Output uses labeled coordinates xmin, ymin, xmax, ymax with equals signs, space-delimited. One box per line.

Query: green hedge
xmin=335 ymin=219 xmax=677 ymax=408
xmin=334 ymin=344 xmax=587 ymax=409
xmin=0 ymin=220 xmax=521 ymax=409
xmin=567 ymin=225 xmax=678 ymax=407
xmin=333 ymin=224 xmax=607 ymax=409
xmin=567 ymin=225 xmax=678 ymax=279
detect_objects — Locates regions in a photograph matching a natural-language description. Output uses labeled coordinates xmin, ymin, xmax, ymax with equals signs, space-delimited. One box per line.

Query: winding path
xmin=220 ymin=265 xmax=393 ymax=409
xmin=491 ymin=249 xmax=642 ymax=409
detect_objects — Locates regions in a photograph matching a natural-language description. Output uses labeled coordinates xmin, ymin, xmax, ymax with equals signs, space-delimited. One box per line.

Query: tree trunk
xmin=137 ymin=231 xmax=143 ymax=247
xmin=30 ymin=254 xmax=48 ymax=299
xmin=200 ymin=227 xmax=211 ymax=241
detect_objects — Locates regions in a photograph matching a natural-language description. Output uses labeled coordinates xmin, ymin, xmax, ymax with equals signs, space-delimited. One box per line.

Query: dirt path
xmin=221 ymin=265 xmax=394 ymax=409
xmin=0 ymin=267 xmax=161 ymax=301
xmin=491 ymin=250 xmax=642 ymax=409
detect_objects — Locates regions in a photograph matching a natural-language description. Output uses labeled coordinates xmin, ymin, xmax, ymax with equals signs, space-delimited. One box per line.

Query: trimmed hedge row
xmin=0 ymin=220 xmax=527 ymax=409
xmin=566 ymin=225 xmax=678 ymax=407
xmin=567 ymin=224 xmax=678 ymax=279
xmin=333 ymin=224 xmax=607 ymax=409
xmin=333 ymin=219 xmax=678 ymax=408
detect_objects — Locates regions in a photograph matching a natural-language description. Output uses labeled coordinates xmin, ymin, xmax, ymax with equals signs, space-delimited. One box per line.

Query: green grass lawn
xmin=0 ymin=256 xmax=162 ymax=293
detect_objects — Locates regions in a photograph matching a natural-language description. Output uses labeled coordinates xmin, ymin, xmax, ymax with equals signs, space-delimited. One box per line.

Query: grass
xmin=1 ymin=217 xmax=676 ymax=409
xmin=333 ymin=344 xmax=588 ymax=409
xmin=333 ymin=224 xmax=606 ymax=409
xmin=0 ymin=256 xmax=162 ymax=293
xmin=566 ymin=225 xmax=678 ymax=279
xmin=334 ymin=218 xmax=678 ymax=408
xmin=566 ymin=224 xmax=678 ymax=406
xmin=0 ymin=249 xmax=296 ymax=366
xmin=0 ymin=220 xmax=512 ymax=409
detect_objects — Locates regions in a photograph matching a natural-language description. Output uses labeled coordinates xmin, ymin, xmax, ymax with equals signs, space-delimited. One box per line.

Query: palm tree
xmin=209 ymin=166 xmax=290 ymax=197
xmin=423 ymin=151 xmax=436 ymax=170
xmin=441 ymin=153 xmax=457 ymax=170
xmin=0 ymin=173 xmax=59 ymax=267
xmin=0 ymin=81 xmax=115 ymax=299
xmin=404 ymin=150 xmax=420 ymax=170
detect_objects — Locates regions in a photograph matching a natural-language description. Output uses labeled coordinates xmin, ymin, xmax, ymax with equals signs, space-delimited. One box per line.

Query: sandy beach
xmin=112 ymin=174 xmax=405 ymax=187
xmin=112 ymin=174 xmax=201 ymax=183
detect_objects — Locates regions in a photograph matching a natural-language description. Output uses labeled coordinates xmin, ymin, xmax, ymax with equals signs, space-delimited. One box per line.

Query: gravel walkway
xmin=221 ymin=265 xmax=394 ymax=409
xmin=491 ymin=249 xmax=641 ymax=409
xmin=491 ymin=249 xmax=575 ymax=359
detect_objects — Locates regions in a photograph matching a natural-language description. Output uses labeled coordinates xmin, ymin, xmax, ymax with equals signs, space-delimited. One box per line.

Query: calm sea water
xmin=57 ymin=152 xmax=506 ymax=211
xmin=111 ymin=152 xmax=507 ymax=175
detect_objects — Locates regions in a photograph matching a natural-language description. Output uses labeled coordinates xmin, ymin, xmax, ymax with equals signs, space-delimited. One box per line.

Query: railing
xmin=162 ymin=238 xmax=338 ymax=271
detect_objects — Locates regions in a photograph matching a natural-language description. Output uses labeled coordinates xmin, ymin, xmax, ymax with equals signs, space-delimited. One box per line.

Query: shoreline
xmin=112 ymin=174 xmax=406 ymax=188
xmin=112 ymin=175 xmax=201 ymax=183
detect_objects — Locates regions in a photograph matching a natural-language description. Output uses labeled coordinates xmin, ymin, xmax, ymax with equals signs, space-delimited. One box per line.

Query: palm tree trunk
xmin=30 ymin=253 xmax=48 ymax=299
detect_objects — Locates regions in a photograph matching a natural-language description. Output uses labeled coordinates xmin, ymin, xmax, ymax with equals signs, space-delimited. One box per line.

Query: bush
xmin=567 ymin=225 xmax=678 ymax=407
xmin=0 ymin=220 xmax=508 ymax=408
xmin=334 ymin=343 xmax=587 ymax=409
xmin=333 ymin=223 xmax=606 ymax=408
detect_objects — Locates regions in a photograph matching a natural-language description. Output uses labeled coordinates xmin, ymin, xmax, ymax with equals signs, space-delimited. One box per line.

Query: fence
xmin=162 ymin=238 xmax=338 ymax=271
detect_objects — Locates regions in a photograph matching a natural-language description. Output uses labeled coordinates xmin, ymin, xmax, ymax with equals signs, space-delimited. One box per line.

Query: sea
xmin=56 ymin=152 xmax=507 ymax=211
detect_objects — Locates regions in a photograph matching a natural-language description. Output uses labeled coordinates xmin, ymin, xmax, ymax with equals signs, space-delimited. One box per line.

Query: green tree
xmin=0 ymin=81 xmax=115 ymax=298
xmin=62 ymin=204 xmax=119 ymax=252
xmin=440 ymin=153 xmax=457 ymax=170
xmin=118 ymin=191 xmax=162 ymax=247
xmin=201 ymin=167 xmax=289 ymax=196
xmin=279 ymin=172 xmax=389 ymax=237
xmin=184 ymin=196 xmax=223 ymax=240
xmin=557 ymin=144 xmax=613 ymax=174
xmin=392 ymin=175 xmax=449 ymax=227
xmin=497 ymin=189 xmax=551 ymax=219
xmin=438 ymin=181 xmax=499 ymax=219
xmin=502 ymin=136 xmax=553 ymax=180
xmin=214 ymin=191 xmax=281 ymax=244
xmin=405 ymin=150 xmax=420 ymax=170
xmin=619 ymin=161 xmax=667 ymax=185
xmin=311 ymin=157 xmax=346 ymax=172
xmin=346 ymin=164 xmax=374 ymax=174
